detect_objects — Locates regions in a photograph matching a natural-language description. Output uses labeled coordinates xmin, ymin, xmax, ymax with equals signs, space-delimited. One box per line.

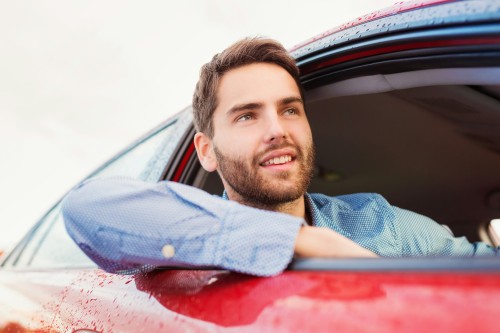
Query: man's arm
xmin=295 ymin=226 xmax=379 ymax=258
xmin=62 ymin=177 xmax=377 ymax=277
xmin=62 ymin=177 xmax=304 ymax=276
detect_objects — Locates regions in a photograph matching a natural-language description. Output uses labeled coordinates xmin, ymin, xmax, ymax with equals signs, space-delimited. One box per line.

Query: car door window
xmin=9 ymin=111 xmax=193 ymax=269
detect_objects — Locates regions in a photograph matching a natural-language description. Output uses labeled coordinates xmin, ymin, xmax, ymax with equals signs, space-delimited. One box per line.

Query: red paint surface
xmin=290 ymin=0 xmax=455 ymax=52
xmin=171 ymin=142 xmax=195 ymax=182
xmin=300 ymin=37 xmax=500 ymax=74
xmin=2 ymin=268 xmax=500 ymax=332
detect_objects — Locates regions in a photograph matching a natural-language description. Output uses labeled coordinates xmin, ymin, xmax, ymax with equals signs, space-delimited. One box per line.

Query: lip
xmin=259 ymin=148 xmax=297 ymax=167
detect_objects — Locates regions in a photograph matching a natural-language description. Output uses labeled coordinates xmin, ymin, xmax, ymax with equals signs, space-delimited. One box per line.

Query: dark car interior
xmin=195 ymin=67 xmax=500 ymax=244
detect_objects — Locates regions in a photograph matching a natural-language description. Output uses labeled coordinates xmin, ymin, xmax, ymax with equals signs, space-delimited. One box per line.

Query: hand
xmin=294 ymin=226 xmax=378 ymax=258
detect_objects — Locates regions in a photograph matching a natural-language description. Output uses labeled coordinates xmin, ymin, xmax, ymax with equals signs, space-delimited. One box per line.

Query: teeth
xmin=262 ymin=155 xmax=292 ymax=166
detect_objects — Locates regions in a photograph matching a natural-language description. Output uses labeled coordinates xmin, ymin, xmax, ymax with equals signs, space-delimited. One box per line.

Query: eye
xmin=283 ymin=108 xmax=298 ymax=116
xmin=236 ymin=113 xmax=253 ymax=122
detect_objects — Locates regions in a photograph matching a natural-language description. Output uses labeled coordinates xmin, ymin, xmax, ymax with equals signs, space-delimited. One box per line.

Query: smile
xmin=261 ymin=155 xmax=293 ymax=166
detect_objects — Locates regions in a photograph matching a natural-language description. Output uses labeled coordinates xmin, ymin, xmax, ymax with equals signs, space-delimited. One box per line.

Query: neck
xmin=225 ymin=188 xmax=308 ymax=222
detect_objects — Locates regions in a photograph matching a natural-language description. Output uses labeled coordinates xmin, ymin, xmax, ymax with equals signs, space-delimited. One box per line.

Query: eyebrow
xmin=226 ymin=96 xmax=304 ymax=116
xmin=278 ymin=96 xmax=304 ymax=107
xmin=226 ymin=102 xmax=263 ymax=116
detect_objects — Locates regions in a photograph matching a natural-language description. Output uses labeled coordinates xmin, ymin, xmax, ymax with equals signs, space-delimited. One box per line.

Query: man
xmin=62 ymin=38 xmax=498 ymax=277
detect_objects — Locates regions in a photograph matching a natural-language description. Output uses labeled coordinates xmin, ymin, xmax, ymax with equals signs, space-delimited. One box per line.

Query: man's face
xmin=210 ymin=62 xmax=315 ymax=207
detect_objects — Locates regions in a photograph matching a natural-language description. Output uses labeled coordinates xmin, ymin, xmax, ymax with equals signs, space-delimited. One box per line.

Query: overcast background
xmin=0 ymin=0 xmax=397 ymax=252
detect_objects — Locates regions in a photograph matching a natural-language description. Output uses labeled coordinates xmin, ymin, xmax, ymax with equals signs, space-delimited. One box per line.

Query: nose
xmin=263 ymin=110 xmax=287 ymax=143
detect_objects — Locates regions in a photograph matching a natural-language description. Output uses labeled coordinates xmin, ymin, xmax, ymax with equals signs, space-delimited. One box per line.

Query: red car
xmin=2 ymin=1 xmax=500 ymax=332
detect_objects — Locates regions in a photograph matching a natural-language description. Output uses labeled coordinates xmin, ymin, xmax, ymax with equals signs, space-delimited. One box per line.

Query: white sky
xmin=0 ymin=0 xmax=396 ymax=251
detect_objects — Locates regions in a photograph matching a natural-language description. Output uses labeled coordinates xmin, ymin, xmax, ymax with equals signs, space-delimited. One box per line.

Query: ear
xmin=194 ymin=132 xmax=217 ymax=172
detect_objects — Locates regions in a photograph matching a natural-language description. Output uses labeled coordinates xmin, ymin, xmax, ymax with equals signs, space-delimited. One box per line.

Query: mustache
xmin=253 ymin=142 xmax=301 ymax=164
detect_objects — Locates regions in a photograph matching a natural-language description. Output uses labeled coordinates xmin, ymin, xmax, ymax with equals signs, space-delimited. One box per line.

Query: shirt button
xmin=162 ymin=244 xmax=175 ymax=258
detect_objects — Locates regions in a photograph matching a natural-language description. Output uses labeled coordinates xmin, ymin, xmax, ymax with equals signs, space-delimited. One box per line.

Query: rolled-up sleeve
xmin=61 ymin=177 xmax=303 ymax=276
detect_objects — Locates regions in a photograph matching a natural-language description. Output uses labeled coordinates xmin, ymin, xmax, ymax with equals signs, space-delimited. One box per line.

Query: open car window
xmin=198 ymin=67 xmax=500 ymax=250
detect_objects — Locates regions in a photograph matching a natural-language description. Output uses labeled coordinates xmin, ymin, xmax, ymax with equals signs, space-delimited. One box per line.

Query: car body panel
xmin=291 ymin=0 xmax=500 ymax=60
xmin=1 ymin=267 xmax=500 ymax=332
xmin=290 ymin=0 xmax=456 ymax=53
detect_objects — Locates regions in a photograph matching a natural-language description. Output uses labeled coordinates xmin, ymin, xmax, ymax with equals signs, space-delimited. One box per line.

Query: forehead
xmin=215 ymin=63 xmax=301 ymax=110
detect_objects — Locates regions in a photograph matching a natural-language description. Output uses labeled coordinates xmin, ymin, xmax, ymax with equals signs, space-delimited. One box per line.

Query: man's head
xmin=192 ymin=38 xmax=304 ymax=138
xmin=193 ymin=38 xmax=314 ymax=210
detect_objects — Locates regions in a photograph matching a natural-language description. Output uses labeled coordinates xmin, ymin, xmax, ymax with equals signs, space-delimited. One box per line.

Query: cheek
xmin=214 ymin=134 xmax=254 ymax=161
xmin=219 ymin=128 xmax=258 ymax=150
xmin=291 ymin=121 xmax=313 ymax=145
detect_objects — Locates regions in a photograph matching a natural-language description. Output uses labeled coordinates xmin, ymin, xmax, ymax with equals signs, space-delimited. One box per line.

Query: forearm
xmin=294 ymin=226 xmax=379 ymax=258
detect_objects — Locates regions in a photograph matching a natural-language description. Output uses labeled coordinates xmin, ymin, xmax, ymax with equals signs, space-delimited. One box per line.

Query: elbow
xmin=61 ymin=177 xmax=124 ymax=231
xmin=61 ymin=179 xmax=127 ymax=273
xmin=61 ymin=182 xmax=90 ymax=235
xmin=61 ymin=184 xmax=85 ymax=229
xmin=62 ymin=177 xmax=101 ymax=216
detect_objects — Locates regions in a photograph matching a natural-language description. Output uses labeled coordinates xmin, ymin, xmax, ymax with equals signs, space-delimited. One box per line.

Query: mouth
xmin=260 ymin=154 xmax=294 ymax=167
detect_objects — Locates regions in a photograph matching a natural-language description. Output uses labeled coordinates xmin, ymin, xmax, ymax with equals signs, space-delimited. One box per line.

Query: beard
xmin=213 ymin=140 xmax=315 ymax=208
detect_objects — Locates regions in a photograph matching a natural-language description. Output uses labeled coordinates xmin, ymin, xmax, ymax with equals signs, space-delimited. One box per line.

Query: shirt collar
xmin=222 ymin=190 xmax=317 ymax=226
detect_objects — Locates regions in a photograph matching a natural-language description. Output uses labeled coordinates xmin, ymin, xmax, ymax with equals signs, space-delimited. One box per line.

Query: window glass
xmin=18 ymin=207 xmax=92 ymax=268
xmin=92 ymin=122 xmax=176 ymax=180
xmin=13 ymin=111 xmax=193 ymax=269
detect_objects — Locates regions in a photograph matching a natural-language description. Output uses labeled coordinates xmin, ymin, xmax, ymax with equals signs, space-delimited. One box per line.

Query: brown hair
xmin=192 ymin=37 xmax=303 ymax=137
